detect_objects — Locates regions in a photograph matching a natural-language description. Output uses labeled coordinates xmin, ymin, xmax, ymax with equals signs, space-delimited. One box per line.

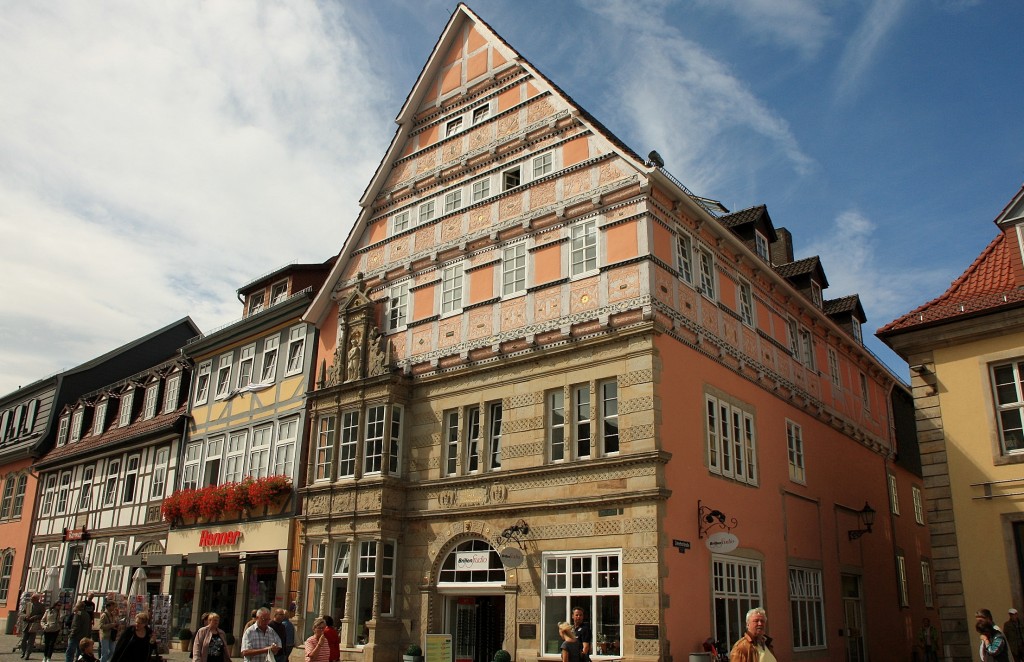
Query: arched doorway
xmin=436 ymin=539 xmax=506 ymax=662
xmin=132 ymin=541 xmax=165 ymax=597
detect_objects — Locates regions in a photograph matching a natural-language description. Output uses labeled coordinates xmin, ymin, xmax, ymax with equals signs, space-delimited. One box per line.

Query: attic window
xmin=270 ymin=280 xmax=289 ymax=305
xmin=446 ymin=117 xmax=463 ymax=137
xmin=851 ymin=320 xmax=863 ymax=344
xmin=472 ymin=104 xmax=490 ymax=124
xmin=248 ymin=291 xmax=265 ymax=316
xmin=503 ymin=167 xmax=521 ymax=191
xmin=754 ymin=231 xmax=770 ymax=262
xmin=810 ymin=281 xmax=823 ymax=309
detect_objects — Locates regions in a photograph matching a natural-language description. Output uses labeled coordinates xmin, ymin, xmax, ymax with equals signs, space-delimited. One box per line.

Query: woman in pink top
xmin=304 ymin=618 xmax=331 ymax=662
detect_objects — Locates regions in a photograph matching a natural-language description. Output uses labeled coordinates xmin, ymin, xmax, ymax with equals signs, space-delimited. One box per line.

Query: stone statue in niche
xmin=367 ymin=327 xmax=389 ymax=377
xmin=346 ymin=330 xmax=362 ymax=382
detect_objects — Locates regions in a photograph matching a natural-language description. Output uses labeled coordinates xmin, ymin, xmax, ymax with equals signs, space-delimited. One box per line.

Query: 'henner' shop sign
xmin=199 ymin=530 xmax=243 ymax=547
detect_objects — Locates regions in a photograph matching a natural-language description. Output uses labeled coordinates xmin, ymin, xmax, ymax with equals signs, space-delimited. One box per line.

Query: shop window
xmin=789 ymin=567 xmax=825 ymax=650
xmin=543 ymin=550 xmax=621 ymax=657
xmin=713 ymin=555 xmax=762 ymax=650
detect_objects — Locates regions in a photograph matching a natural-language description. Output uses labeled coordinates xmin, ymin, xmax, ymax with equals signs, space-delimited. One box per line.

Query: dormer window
xmin=270 ymin=280 xmax=289 ymax=305
xmin=810 ymin=281 xmax=823 ymax=308
xmin=92 ymin=400 xmax=107 ymax=436
xmin=163 ymin=372 xmax=181 ymax=413
xmin=70 ymin=409 xmax=84 ymax=442
xmin=754 ymin=231 xmax=770 ymax=262
xmin=248 ymin=292 xmax=265 ymax=316
xmin=143 ymin=382 xmax=159 ymax=420
xmin=118 ymin=391 xmax=134 ymax=427
xmin=57 ymin=415 xmax=69 ymax=446
xmin=852 ymin=320 xmax=863 ymax=344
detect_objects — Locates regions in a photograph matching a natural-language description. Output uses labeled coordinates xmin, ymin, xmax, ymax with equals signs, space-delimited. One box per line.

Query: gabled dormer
xmin=239 ymin=257 xmax=338 ymax=317
xmin=824 ymin=295 xmax=867 ymax=344
xmin=719 ymin=205 xmax=778 ymax=264
xmin=994 ymin=183 xmax=1024 ymax=288
xmin=775 ymin=256 xmax=829 ymax=309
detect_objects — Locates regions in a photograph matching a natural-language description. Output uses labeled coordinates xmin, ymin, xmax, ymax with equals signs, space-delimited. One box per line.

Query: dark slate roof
xmin=719 ymin=205 xmax=767 ymax=229
xmin=824 ymin=295 xmax=865 ymax=321
xmin=774 ymin=257 xmax=820 ymax=279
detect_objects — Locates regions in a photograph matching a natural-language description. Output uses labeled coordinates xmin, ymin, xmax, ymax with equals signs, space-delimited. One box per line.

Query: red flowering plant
xmin=197 ymin=484 xmax=231 ymax=520
xmin=161 ymin=475 xmax=292 ymax=524
xmin=224 ymin=480 xmax=253 ymax=513
xmin=161 ymin=493 xmax=185 ymax=523
xmin=248 ymin=475 xmax=291 ymax=506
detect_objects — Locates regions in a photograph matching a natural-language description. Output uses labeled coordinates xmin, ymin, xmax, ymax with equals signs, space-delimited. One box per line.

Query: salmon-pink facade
xmin=297 ymin=5 xmax=931 ymax=662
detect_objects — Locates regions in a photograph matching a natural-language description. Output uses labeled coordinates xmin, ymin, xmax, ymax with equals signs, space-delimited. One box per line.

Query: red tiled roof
xmin=37 ymin=406 xmax=187 ymax=467
xmin=878 ymin=231 xmax=1024 ymax=334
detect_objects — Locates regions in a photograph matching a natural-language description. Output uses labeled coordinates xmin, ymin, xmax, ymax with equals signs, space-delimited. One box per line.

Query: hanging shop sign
xmin=64 ymin=527 xmax=87 ymax=541
xmin=704 ymin=531 xmax=739 ymax=553
xmin=499 ymin=546 xmax=524 ymax=568
xmin=198 ymin=530 xmax=243 ymax=547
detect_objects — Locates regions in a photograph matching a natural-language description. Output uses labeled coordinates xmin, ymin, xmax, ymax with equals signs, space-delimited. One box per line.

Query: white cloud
xmin=805 ymin=210 xmax=952 ymax=330
xmin=582 ymin=0 xmax=814 ymax=196
xmin=834 ymin=0 xmax=910 ymax=101
xmin=0 ymin=1 xmax=393 ymax=394
xmin=692 ymin=0 xmax=833 ymax=58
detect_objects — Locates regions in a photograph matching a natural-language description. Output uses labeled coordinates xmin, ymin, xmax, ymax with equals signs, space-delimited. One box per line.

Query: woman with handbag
xmin=192 ymin=613 xmax=231 ymax=662
xmin=40 ymin=601 xmax=63 ymax=662
xmin=110 ymin=612 xmax=155 ymax=662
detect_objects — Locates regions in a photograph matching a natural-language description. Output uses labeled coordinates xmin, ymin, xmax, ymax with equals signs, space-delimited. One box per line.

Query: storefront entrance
xmin=202 ymin=560 xmax=239 ymax=636
xmin=446 ymin=596 xmax=505 ymax=662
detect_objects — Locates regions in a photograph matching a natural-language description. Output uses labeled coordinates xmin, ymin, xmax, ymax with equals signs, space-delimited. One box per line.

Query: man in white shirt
xmin=241 ymin=608 xmax=282 ymax=662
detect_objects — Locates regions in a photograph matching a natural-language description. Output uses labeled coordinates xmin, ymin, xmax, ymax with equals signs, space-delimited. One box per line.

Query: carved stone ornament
xmin=323 ymin=274 xmax=393 ymax=387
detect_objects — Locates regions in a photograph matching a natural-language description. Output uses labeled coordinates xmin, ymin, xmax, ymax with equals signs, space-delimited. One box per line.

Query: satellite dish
xmin=648 ymin=150 xmax=665 ymax=168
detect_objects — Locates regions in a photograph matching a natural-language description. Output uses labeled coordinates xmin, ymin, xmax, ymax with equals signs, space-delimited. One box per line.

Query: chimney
xmin=771 ymin=227 xmax=795 ymax=265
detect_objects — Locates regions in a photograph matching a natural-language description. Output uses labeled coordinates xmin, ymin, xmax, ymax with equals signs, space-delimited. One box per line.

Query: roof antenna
xmin=647 ymin=150 xmax=665 ymax=168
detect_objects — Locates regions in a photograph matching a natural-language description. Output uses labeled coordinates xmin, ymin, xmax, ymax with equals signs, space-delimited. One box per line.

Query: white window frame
xmin=57 ymin=415 xmax=69 ymax=446
xmin=418 ymin=200 xmax=436 ymax=226
xmin=151 ymin=448 xmax=168 ymax=499
xmin=392 ymin=210 xmax=411 ymax=234
xmin=713 ymin=555 xmax=762 ymax=648
xmin=0 ymin=477 xmax=13 ymax=519
xmin=248 ymin=425 xmax=273 ymax=479
xmin=181 ymin=442 xmax=201 ymax=491
xmin=204 ymin=437 xmax=223 ymax=487
xmin=237 ymin=344 xmax=256 ymax=389
xmin=443 ymin=189 xmax=463 ymax=214
xmin=542 ymin=549 xmax=622 ymax=658
xmin=445 ymin=116 xmax=463 ymax=137
xmin=444 ymin=411 xmax=459 ymax=477
xmin=896 ymin=553 xmax=909 ymax=607
xmin=11 ymin=475 xmax=26 ymax=518
xmin=56 ymin=472 xmax=71 ymax=514
xmin=921 ymin=559 xmax=934 ymax=608
xmin=705 ymin=394 xmax=758 ymax=486
xmin=88 ymin=543 xmax=107 ymax=591
xmin=248 ymin=291 xmax=265 ymax=316
xmin=600 ymin=381 xmax=619 ymax=456
xmin=92 ymin=400 xmax=107 ymax=436
xmin=315 ymin=416 xmax=336 ymax=482
xmin=912 ymin=486 xmax=925 ymax=525
xmin=738 ymin=280 xmax=755 ymax=326
xmin=118 ymin=391 xmax=134 ymax=427
xmin=0 ymin=551 xmax=13 ymax=601
xmin=471 ymin=178 xmax=491 ymax=203
xmin=364 ymin=406 xmax=386 ymax=475
xmin=754 ymin=231 xmax=770 ymax=262
xmin=103 ymin=459 xmax=120 ymax=506
xmin=339 ymin=411 xmax=359 ymax=479
xmin=108 ymin=542 xmax=126 ymax=592
xmin=676 ymin=232 xmax=693 ymax=284
xmin=163 ymin=373 xmax=181 ymax=413
xmin=502 ymin=166 xmax=521 ymax=191
xmin=532 ymin=152 xmax=553 ymax=179
xmin=888 ymin=473 xmax=900 ymax=515
xmin=827 ymin=348 xmax=841 ymax=391
xmin=787 ymin=317 xmax=799 ymax=357
xmin=26 ymin=548 xmax=44 ymax=593
xmin=851 ymin=320 xmax=863 ymax=344
xmin=387 ymin=282 xmax=410 ymax=331
xmin=502 ymin=244 xmax=527 ymax=296
xmin=787 ymin=420 xmax=805 ymax=484
xmin=570 ymin=219 xmax=598 ymax=277
xmin=698 ymin=248 xmax=716 ymax=299
xmin=487 ymin=402 xmax=502 ymax=472
xmin=799 ymin=328 xmax=815 ymax=369
xmin=214 ymin=353 xmax=233 ymax=399
xmin=70 ymin=409 xmax=84 ymax=442
xmin=573 ymin=385 xmax=590 ymax=459
xmin=143 ymin=381 xmax=159 ymax=420
xmin=270 ymin=280 xmax=289 ymax=305
xmin=225 ymin=431 xmax=247 ymax=483
xmin=465 ymin=406 xmax=481 ymax=474
xmin=548 ymin=390 xmax=566 ymax=463
xmin=471 ymin=103 xmax=490 ymax=125
xmin=260 ymin=337 xmax=279 ymax=383
xmin=388 ymin=406 xmax=403 ymax=475
xmin=990 ymin=360 xmax=1024 ymax=454
xmin=41 ymin=474 xmax=56 ymax=515
xmin=79 ymin=466 xmax=94 ymax=509
xmin=194 ymin=361 xmax=212 ymax=405
xmin=810 ymin=281 xmax=823 ymax=308
xmin=286 ymin=325 xmax=306 ymax=375
xmin=274 ymin=418 xmax=297 ymax=477
xmin=789 ymin=567 xmax=826 ymax=650
xmin=441 ymin=263 xmax=465 ymax=315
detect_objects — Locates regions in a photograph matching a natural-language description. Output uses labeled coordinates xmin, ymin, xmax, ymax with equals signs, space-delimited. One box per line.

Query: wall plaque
xmin=518 ymin=624 xmax=537 ymax=640
xmin=635 ymin=625 xmax=659 ymax=640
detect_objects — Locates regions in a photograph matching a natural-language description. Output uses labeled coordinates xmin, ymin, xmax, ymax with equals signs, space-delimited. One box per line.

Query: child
xmin=75 ymin=638 xmax=97 ymax=662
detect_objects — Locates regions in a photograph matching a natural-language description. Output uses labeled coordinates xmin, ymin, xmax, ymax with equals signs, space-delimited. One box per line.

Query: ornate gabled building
xmin=29 ymin=353 xmax=194 ymax=603
xmin=0 ymin=317 xmax=198 ymax=631
xmin=298 ymin=5 xmax=931 ymax=662
xmin=879 ymin=183 xmax=1024 ymax=661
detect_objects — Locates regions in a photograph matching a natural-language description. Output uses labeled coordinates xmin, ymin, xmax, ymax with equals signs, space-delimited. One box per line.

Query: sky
xmin=1 ymin=0 xmax=1022 ymax=396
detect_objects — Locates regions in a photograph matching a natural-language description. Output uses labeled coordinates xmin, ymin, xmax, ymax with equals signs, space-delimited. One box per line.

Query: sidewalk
xmin=0 ymin=633 xmax=192 ymax=662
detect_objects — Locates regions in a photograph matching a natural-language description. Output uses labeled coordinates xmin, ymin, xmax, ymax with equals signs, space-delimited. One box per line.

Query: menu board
xmin=425 ymin=634 xmax=453 ymax=662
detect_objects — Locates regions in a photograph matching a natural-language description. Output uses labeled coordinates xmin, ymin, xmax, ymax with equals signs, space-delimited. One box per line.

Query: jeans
xmin=100 ymin=637 xmax=115 ymax=662
xmin=65 ymin=638 xmax=78 ymax=662
xmin=43 ymin=632 xmax=59 ymax=659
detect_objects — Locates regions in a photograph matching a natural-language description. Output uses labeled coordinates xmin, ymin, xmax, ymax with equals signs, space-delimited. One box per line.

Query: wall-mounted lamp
xmin=698 ymin=500 xmax=737 ymax=539
xmin=496 ymin=519 xmax=530 ymax=550
xmin=71 ymin=546 xmax=91 ymax=570
xmin=848 ymin=502 xmax=876 ymax=541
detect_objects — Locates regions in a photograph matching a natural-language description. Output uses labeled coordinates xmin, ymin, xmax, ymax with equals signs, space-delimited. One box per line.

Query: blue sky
xmin=0 ymin=0 xmax=1021 ymax=395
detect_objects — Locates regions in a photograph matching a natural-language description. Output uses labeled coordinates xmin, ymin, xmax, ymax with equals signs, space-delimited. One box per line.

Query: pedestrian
xmin=321 ymin=616 xmax=339 ymax=662
xmin=192 ymin=612 xmax=230 ymax=662
xmin=111 ymin=612 xmax=156 ymax=662
xmin=271 ymin=610 xmax=293 ymax=662
xmin=729 ymin=607 xmax=776 ymax=662
xmin=240 ymin=608 xmax=281 ymax=662
xmin=40 ymin=601 xmax=63 ymax=662
xmin=74 ymin=639 xmax=96 ymax=662
xmin=20 ymin=593 xmax=45 ymax=659
xmin=571 ymin=608 xmax=592 ymax=662
xmin=66 ymin=602 xmax=92 ymax=662
xmin=98 ymin=602 xmax=121 ymax=662
xmin=977 ymin=619 xmax=1009 ymax=662
xmin=558 ymin=622 xmax=580 ymax=662
xmin=1003 ymin=608 xmax=1024 ymax=662
xmin=918 ymin=617 xmax=939 ymax=662
xmin=303 ymin=618 xmax=330 ymax=662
